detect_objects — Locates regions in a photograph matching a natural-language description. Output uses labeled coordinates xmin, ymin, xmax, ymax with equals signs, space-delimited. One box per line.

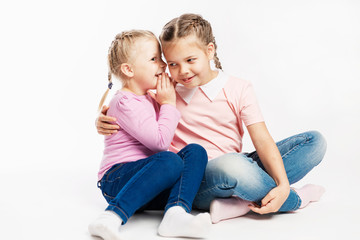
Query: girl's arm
xmin=95 ymin=73 xmax=175 ymax=136
xmin=115 ymin=73 xmax=179 ymax=152
xmin=115 ymin=99 xmax=179 ymax=152
xmin=246 ymin=122 xmax=290 ymax=214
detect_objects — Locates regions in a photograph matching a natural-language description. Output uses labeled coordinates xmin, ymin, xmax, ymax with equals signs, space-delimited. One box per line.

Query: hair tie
xmin=108 ymin=82 xmax=113 ymax=89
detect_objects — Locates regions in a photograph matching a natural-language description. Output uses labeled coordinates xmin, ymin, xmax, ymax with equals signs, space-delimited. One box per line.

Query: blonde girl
xmin=97 ymin=15 xmax=326 ymax=224
xmin=90 ymin=30 xmax=211 ymax=240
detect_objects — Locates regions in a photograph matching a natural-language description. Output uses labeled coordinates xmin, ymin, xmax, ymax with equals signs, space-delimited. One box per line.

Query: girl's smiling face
xmin=162 ymin=35 xmax=217 ymax=88
xmin=129 ymin=38 xmax=166 ymax=94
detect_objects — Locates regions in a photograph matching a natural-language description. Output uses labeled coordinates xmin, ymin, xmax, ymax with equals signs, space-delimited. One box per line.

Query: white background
xmin=0 ymin=0 xmax=359 ymax=239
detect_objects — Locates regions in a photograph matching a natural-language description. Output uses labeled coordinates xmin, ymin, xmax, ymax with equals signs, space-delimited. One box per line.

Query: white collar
xmin=175 ymin=71 xmax=228 ymax=104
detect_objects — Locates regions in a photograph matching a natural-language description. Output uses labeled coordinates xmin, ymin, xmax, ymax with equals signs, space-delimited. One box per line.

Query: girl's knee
xmin=188 ymin=143 xmax=207 ymax=155
xmin=307 ymin=131 xmax=327 ymax=166
xmin=207 ymin=153 xmax=259 ymax=188
xmin=310 ymin=131 xmax=327 ymax=152
xmin=157 ymin=151 xmax=184 ymax=176
xmin=180 ymin=143 xmax=208 ymax=166
xmin=190 ymin=143 xmax=207 ymax=163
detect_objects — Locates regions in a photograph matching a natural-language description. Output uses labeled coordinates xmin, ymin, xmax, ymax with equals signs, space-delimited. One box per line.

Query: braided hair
xmin=160 ymin=13 xmax=222 ymax=70
xmin=98 ymin=30 xmax=157 ymax=111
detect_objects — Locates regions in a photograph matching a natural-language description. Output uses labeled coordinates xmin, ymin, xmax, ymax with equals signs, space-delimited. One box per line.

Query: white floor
xmin=2 ymin=153 xmax=359 ymax=240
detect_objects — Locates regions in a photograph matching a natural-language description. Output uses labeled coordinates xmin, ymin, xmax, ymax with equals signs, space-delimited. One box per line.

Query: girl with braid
xmin=89 ymin=30 xmax=211 ymax=240
xmin=97 ymin=14 xmax=327 ymax=224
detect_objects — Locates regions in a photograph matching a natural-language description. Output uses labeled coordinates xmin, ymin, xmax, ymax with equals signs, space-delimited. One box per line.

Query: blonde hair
xmin=98 ymin=30 xmax=157 ymax=112
xmin=160 ymin=13 xmax=222 ymax=70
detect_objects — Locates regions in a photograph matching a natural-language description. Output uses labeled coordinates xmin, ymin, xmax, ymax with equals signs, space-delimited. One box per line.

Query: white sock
xmin=158 ymin=206 xmax=212 ymax=238
xmin=88 ymin=211 xmax=123 ymax=240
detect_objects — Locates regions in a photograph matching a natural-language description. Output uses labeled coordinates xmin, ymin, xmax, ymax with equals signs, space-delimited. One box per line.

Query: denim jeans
xmin=193 ymin=131 xmax=327 ymax=212
xmin=98 ymin=143 xmax=207 ymax=224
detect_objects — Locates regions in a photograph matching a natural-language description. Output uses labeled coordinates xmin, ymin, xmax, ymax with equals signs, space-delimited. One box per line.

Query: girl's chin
xmin=182 ymin=83 xmax=197 ymax=89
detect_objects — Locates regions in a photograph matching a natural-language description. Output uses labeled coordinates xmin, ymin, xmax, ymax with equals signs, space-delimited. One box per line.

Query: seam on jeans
xmin=180 ymin=201 xmax=190 ymax=212
xmin=233 ymin=189 xmax=254 ymax=202
xmin=197 ymin=184 xmax=252 ymax=202
xmin=104 ymin=159 xmax=153 ymax=184
xmin=107 ymin=176 xmax=124 ymax=183
xmin=105 ymin=163 xmax=125 ymax=181
xmin=247 ymin=135 xmax=308 ymax=164
xmin=105 ymin=164 xmax=138 ymax=183
xmin=103 ymin=191 xmax=115 ymax=199
xmin=197 ymin=184 xmax=251 ymax=202
xmin=177 ymin=173 xmax=184 ymax=204
xmin=196 ymin=186 xmax=218 ymax=196
xmin=292 ymin=189 xmax=302 ymax=210
xmin=279 ymin=134 xmax=309 ymax=157
xmin=281 ymin=137 xmax=309 ymax=158
xmin=278 ymin=133 xmax=307 ymax=147
xmin=295 ymin=196 xmax=301 ymax=210
xmin=196 ymin=183 xmax=234 ymax=196
xmin=176 ymin=151 xmax=185 ymax=209
xmin=108 ymin=204 xmax=129 ymax=221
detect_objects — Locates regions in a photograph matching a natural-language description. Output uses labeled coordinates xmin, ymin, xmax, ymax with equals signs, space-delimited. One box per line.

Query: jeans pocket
xmin=102 ymin=190 xmax=115 ymax=203
xmin=100 ymin=163 xmax=127 ymax=202
xmin=105 ymin=163 xmax=125 ymax=181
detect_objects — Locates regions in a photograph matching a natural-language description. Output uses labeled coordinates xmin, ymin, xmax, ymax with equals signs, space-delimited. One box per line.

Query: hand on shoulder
xmin=96 ymin=105 xmax=119 ymax=135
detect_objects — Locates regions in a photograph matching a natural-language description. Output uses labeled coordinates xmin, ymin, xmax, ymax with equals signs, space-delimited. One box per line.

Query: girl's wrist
xmin=161 ymin=101 xmax=176 ymax=106
xmin=277 ymin=183 xmax=290 ymax=193
xmin=276 ymin=179 xmax=290 ymax=188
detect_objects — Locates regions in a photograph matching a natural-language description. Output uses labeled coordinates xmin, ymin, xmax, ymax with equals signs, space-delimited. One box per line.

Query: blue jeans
xmin=193 ymin=131 xmax=327 ymax=212
xmin=98 ymin=144 xmax=207 ymax=224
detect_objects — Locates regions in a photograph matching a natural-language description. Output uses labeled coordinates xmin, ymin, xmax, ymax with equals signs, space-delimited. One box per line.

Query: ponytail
xmin=97 ymin=72 xmax=113 ymax=112
xmin=99 ymin=30 xmax=157 ymax=112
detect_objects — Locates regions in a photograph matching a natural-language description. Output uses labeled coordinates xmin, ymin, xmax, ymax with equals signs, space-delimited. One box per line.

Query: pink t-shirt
xmin=170 ymin=71 xmax=264 ymax=160
xmin=98 ymin=91 xmax=181 ymax=180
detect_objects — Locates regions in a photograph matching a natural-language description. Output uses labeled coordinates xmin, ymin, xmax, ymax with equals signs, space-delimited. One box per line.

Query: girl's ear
xmin=120 ymin=63 xmax=134 ymax=78
xmin=207 ymin=42 xmax=215 ymax=60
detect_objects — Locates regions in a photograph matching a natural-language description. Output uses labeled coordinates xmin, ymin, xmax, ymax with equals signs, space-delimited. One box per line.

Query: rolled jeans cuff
xmin=165 ymin=200 xmax=191 ymax=213
xmin=106 ymin=204 xmax=129 ymax=224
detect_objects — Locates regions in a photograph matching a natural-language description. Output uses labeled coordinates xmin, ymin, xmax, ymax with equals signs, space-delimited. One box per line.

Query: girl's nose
xmin=179 ymin=65 xmax=189 ymax=75
xmin=159 ymin=59 xmax=166 ymax=68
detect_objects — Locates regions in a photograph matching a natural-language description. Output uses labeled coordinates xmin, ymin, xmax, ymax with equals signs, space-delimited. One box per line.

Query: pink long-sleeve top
xmin=98 ymin=91 xmax=181 ymax=180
